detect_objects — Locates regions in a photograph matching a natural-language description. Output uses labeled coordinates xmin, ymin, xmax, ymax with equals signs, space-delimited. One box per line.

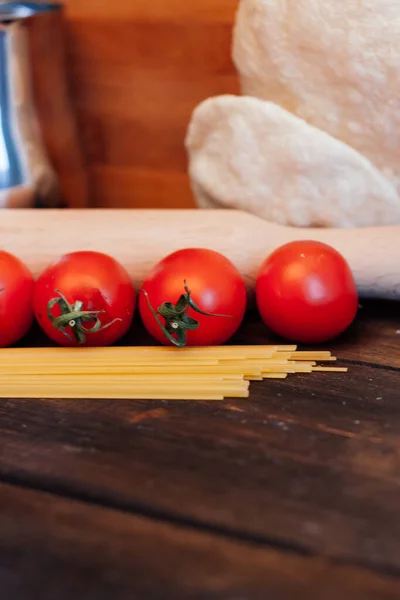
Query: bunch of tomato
xmin=0 ymin=240 xmax=359 ymax=349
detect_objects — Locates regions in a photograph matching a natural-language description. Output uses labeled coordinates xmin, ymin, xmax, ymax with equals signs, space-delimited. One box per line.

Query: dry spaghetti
xmin=0 ymin=345 xmax=347 ymax=401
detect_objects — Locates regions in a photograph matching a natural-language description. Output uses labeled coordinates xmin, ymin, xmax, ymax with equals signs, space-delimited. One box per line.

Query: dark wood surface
xmin=1 ymin=301 xmax=400 ymax=598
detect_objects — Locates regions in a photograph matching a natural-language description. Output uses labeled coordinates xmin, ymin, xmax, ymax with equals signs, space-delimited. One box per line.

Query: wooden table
xmin=1 ymin=301 xmax=400 ymax=599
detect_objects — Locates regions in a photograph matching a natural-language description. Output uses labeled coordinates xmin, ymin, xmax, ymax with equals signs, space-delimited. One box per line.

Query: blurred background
xmin=62 ymin=0 xmax=239 ymax=209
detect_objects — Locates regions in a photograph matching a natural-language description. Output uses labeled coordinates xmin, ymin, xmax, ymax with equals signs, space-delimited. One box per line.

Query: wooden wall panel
xmin=62 ymin=0 xmax=240 ymax=208
xmin=63 ymin=0 xmax=238 ymax=23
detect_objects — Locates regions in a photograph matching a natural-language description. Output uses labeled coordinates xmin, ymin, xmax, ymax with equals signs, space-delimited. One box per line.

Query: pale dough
xmin=185 ymin=95 xmax=400 ymax=228
xmin=233 ymin=0 xmax=400 ymax=194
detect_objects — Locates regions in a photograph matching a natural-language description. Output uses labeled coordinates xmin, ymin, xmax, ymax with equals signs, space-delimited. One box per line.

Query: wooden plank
xmin=71 ymin=68 xmax=238 ymax=114
xmin=82 ymin=117 xmax=189 ymax=172
xmin=59 ymin=1 xmax=239 ymax=208
xmin=235 ymin=301 xmax=400 ymax=369
xmin=63 ymin=0 xmax=239 ymax=24
xmin=90 ymin=167 xmax=195 ymax=208
xmin=67 ymin=22 xmax=236 ymax=74
xmin=1 ymin=319 xmax=400 ymax=574
xmin=1 ymin=482 xmax=398 ymax=600
xmin=327 ymin=301 xmax=400 ymax=368
xmin=71 ymin=70 xmax=238 ymax=171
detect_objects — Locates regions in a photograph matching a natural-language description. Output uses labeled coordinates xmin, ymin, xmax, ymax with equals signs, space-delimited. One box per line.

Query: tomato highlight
xmin=0 ymin=251 xmax=34 ymax=347
xmin=142 ymin=279 xmax=231 ymax=348
xmin=256 ymin=240 xmax=358 ymax=344
xmin=34 ymin=251 xmax=136 ymax=347
xmin=139 ymin=248 xmax=247 ymax=347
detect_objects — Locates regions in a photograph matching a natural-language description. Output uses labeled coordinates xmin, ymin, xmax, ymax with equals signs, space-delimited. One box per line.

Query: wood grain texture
xmin=63 ymin=0 xmax=238 ymax=23
xmin=90 ymin=167 xmax=194 ymax=209
xmin=61 ymin=0 xmax=240 ymax=208
xmin=236 ymin=302 xmax=400 ymax=370
xmin=2 ymin=484 xmax=399 ymax=600
xmin=0 ymin=209 xmax=399 ymax=301
xmin=1 ymin=303 xmax=400 ymax=578
xmin=0 ymin=209 xmax=286 ymax=293
xmin=27 ymin=9 xmax=91 ymax=208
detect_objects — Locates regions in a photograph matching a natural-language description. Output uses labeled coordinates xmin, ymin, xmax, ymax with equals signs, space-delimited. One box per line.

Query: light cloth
xmin=186 ymin=0 xmax=400 ymax=228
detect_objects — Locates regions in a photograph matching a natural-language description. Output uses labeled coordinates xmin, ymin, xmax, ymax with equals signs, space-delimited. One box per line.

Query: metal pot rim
xmin=0 ymin=2 xmax=61 ymax=21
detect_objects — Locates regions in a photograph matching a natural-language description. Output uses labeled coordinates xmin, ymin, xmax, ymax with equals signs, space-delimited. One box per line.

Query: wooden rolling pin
xmin=1 ymin=209 xmax=399 ymax=300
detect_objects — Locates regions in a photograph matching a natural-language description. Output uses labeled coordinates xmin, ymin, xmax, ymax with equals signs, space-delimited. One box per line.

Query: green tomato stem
xmin=141 ymin=281 xmax=232 ymax=348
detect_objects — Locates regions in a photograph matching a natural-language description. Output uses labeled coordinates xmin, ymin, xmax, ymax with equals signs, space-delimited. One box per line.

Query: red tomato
xmin=139 ymin=248 xmax=247 ymax=347
xmin=256 ymin=240 xmax=358 ymax=344
xmin=0 ymin=251 xmax=34 ymax=346
xmin=34 ymin=251 xmax=135 ymax=346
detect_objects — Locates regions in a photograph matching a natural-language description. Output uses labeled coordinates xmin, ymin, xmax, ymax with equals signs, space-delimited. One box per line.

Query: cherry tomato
xmin=34 ymin=251 xmax=135 ymax=346
xmin=0 ymin=251 xmax=34 ymax=346
xmin=139 ymin=248 xmax=247 ymax=347
xmin=256 ymin=240 xmax=358 ymax=344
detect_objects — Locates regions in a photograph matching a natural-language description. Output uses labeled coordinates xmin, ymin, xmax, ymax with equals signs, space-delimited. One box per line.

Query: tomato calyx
xmin=47 ymin=290 xmax=122 ymax=344
xmin=141 ymin=280 xmax=231 ymax=348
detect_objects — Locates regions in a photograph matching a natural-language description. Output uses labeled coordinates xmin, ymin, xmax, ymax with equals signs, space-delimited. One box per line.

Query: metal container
xmin=0 ymin=2 xmax=89 ymax=208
